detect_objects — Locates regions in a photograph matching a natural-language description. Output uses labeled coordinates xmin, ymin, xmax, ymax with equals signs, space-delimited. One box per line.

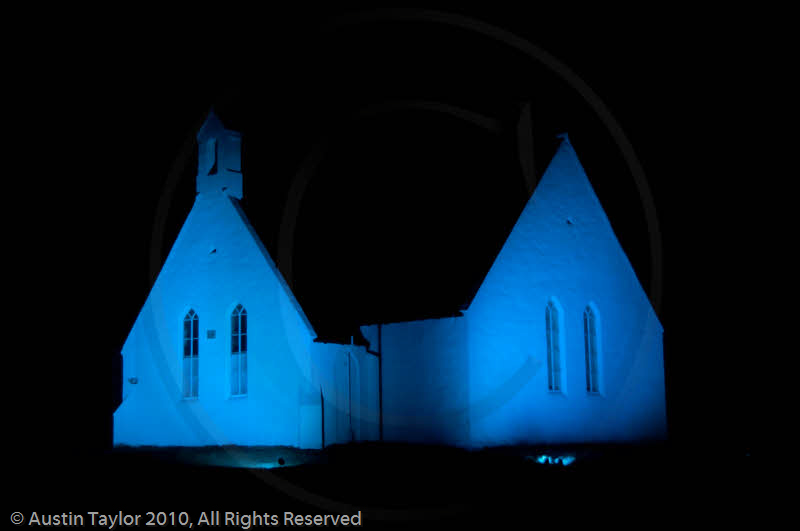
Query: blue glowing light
xmin=530 ymin=454 xmax=576 ymax=466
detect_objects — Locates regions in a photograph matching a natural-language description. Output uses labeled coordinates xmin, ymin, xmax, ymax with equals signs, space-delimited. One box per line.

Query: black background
xmin=11 ymin=5 xmax=774 ymax=523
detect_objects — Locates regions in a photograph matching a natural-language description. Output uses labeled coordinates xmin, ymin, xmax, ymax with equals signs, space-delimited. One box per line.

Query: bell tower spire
xmin=196 ymin=107 xmax=243 ymax=199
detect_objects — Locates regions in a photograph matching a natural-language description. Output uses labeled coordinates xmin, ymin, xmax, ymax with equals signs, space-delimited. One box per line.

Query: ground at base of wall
xmin=112 ymin=444 xmax=325 ymax=469
xmin=11 ymin=442 xmax=765 ymax=527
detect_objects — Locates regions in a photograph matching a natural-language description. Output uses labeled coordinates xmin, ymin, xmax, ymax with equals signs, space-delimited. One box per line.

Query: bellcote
xmin=196 ymin=108 xmax=243 ymax=199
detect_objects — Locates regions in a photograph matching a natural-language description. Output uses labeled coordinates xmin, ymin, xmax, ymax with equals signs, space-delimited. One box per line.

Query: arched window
xmin=545 ymin=301 xmax=562 ymax=392
xmin=183 ymin=309 xmax=199 ymax=398
xmin=583 ymin=306 xmax=600 ymax=393
xmin=231 ymin=304 xmax=247 ymax=396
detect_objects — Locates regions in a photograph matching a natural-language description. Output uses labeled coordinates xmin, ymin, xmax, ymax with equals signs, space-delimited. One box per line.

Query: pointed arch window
xmin=183 ymin=310 xmax=199 ymax=398
xmin=231 ymin=304 xmax=247 ymax=396
xmin=584 ymin=306 xmax=600 ymax=394
xmin=545 ymin=301 xmax=562 ymax=392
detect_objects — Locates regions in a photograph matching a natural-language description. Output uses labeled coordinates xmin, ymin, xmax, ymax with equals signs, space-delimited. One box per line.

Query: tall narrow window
xmin=545 ymin=301 xmax=562 ymax=392
xmin=584 ymin=306 xmax=600 ymax=393
xmin=231 ymin=304 xmax=247 ymax=396
xmin=183 ymin=310 xmax=199 ymax=398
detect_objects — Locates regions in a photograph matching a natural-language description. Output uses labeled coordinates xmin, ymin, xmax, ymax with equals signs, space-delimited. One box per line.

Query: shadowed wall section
xmin=311 ymin=342 xmax=380 ymax=447
xmin=362 ymin=317 xmax=470 ymax=446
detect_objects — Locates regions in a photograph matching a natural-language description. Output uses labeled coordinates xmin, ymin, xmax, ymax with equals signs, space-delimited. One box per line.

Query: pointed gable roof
xmin=462 ymin=133 xmax=659 ymax=328
xmin=197 ymin=107 xmax=226 ymax=142
xmin=193 ymin=107 xmax=313 ymax=334
xmin=227 ymin=196 xmax=316 ymax=336
xmin=459 ymin=134 xmax=578 ymax=310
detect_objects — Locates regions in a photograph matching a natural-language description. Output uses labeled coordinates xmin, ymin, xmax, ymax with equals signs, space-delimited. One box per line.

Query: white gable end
xmin=115 ymin=192 xmax=317 ymax=446
xmin=471 ymin=135 xmax=661 ymax=330
xmin=465 ymin=136 xmax=666 ymax=445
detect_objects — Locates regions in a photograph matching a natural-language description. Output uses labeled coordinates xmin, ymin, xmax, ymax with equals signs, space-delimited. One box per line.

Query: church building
xmin=113 ymin=110 xmax=666 ymax=449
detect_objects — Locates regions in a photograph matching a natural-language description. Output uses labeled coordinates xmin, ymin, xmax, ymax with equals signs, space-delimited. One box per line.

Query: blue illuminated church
xmin=113 ymin=110 xmax=666 ymax=449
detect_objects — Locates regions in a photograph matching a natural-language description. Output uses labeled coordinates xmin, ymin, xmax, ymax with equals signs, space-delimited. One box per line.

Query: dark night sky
xmin=15 ymin=7 xmax=771 ymax=474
